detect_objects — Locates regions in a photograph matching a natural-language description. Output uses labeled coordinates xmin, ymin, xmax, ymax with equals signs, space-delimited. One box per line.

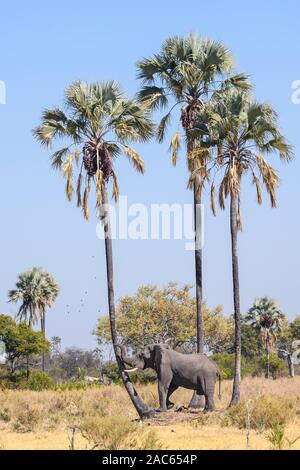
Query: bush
xmin=27 ymin=371 xmax=54 ymax=391
xmin=211 ymin=354 xmax=237 ymax=379
xmin=211 ymin=353 xmax=287 ymax=379
xmin=56 ymin=379 xmax=88 ymax=391
xmin=80 ymin=415 xmax=162 ymax=450
xmin=102 ymin=362 xmax=120 ymax=384
xmin=0 ymin=408 xmax=11 ymax=423
xmin=13 ymin=404 xmax=41 ymax=432
xmin=259 ymin=354 xmax=286 ymax=378
xmin=222 ymin=395 xmax=295 ymax=431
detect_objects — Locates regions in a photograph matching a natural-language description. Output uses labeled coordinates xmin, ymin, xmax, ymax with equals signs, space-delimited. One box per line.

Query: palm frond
xmin=210 ymin=183 xmax=216 ymax=216
xmin=95 ymin=169 xmax=103 ymax=207
xmin=51 ymin=147 xmax=70 ymax=170
xmin=169 ymin=132 xmax=181 ymax=166
xmin=137 ymin=86 xmax=168 ymax=110
xmin=123 ymin=146 xmax=144 ymax=174
xmin=252 ymin=173 xmax=263 ymax=205
xmin=157 ymin=112 xmax=172 ymax=143
xmin=112 ymin=171 xmax=119 ymax=202
xmin=76 ymin=172 xmax=82 ymax=207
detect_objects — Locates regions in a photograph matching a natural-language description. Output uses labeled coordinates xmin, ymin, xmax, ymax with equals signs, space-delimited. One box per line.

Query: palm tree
xmin=33 ymin=81 xmax=154 ymax=418
xmin=246 ymin=297 xmax=284 ymax=378
xmin=204 ymin=90 xmax=293 ymax=404
xmin=8 ymin=267 xmax=59 ymax=371
xmin=137 ymin=34 xmax=249 ymax=357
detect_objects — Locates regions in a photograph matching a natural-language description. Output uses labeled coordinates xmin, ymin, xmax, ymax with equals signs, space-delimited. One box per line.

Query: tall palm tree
xmin=246 ymin=297 xmax=284 ymax=378
xmin=203 ymin=90 xmax=293 ymax=404
xmin=8 ymin=267 xmax=59 ymax=371
xmin=33 ymin=81 xmax=154 ymax=418
xmin=137 ymin=34 xmax=249 ymax=357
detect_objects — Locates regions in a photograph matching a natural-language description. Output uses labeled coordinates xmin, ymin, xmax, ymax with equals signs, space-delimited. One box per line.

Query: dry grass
xmin=1 ymin=377 xmax=300 ymax=450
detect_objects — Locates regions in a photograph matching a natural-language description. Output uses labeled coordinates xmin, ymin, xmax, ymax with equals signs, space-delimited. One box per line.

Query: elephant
xmin=116 ymin=344 xmax=221 ymax=412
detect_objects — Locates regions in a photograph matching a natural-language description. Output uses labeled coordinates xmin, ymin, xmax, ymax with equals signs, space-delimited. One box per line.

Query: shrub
xmin=259 ymin=354 xmax=286 ymax=378
xmin=0 ymin=407 xmax=10 ymax=422
xmin=211 ymin=353 xmax=286 ymax=379
xmin=27 ymin=371 xmax=54 ymax=391
xmin=211 ymin=354 xmax=237 ymax=379
xmin=13 ymin=404 xmax=41 ymax=432
xmin=266 ymin=423 xmax=286 ymax=449
xmin=56 ymin=379 xmax=88 ymax=391
xmin=80 ymin=415 xmax=163 ymax=450
xmin=102 ymin=362 xmax=120 ymax=384
xmin=222 ymin=395 xmax=295 ymax=431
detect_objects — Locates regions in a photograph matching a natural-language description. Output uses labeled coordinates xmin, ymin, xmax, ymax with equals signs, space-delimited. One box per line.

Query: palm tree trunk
xmin=229 ymin=193 xmax=241 ymax=406
xmin=265 ymin=332 xmax=270 ymax=379
xmin=194 ymin=175 xmax=204 ymax=354
xmin=287 ymin=353 xmax=294 ymax=378
xmin=188 ymin=175 xmax=206 ymax=410
xmin=41 ymin=312 xmax=45 ymax=372
xmin=102 ymin=185 xmax=154 ymax=419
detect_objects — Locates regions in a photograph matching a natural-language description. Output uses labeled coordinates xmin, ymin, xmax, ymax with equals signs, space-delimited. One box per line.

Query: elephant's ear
xmin=153 ymin=345 xmax=165 ymax=372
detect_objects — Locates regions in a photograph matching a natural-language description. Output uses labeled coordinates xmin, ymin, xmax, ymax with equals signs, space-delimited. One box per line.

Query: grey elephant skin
xmin=116 ymin=344 xmax=221 ymax=412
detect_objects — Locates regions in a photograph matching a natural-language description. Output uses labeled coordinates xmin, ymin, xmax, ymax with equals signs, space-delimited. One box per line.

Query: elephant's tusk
xmin=125 ymin=368 xmax=138 ymax=373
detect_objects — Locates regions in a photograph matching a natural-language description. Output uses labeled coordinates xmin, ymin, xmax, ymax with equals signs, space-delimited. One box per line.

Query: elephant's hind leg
xmin=188 ymin=390 xmax=205 ymax=409
xmin=204 ymin=386 xmax=215 ymax=412
xmin=166 ymin=382 xmax=178 ymax=409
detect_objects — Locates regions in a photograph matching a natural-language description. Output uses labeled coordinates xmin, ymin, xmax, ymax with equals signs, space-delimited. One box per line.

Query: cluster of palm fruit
xmin=82 ymin=141 xmax=113 ymax=181
xmin=181 ymin=107 xmax=192 ymax=129
xmin=181 ymin=97 xmax=202 ymax=130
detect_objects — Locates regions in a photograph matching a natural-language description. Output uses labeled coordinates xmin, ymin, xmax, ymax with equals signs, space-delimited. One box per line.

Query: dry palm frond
xmin=189 ymin=175 xmax=205 ymax=197
xmin=112 ymin=171 xmax=119 ymax=202
xmin=217 ymin=145 xmax=225 ymax=165
xmin=83 ymin=178 xmax=91 ymax=220
xmin=237 ymin=192 xmax=243 ymax=231
xmin=76 ymin=172 xmax=83 ymax=207
xmin=218 ymin=178 xmax=226 ymax=210
xmin=210 ymin=183 xmax=216 ymax=216
xmin=65 ymin=178 xmax=73 ymax=201
xmin=169 ymin=132 xmax=181 ymax=166
xmin=188 ymin=146 xmax=210 ymax=160
xmin=256 ymin=154 xmax=279 ymax=208
xmin=123 ymin=146 xmax=144 ymax=174
xmin=95 ymin=169 xmax=103 ymax=207
xmin=187 ymin=167 xmax=201 ymax=190
xmin=228 ymin=166 xmax=240 ymax=196
xmin=62 ymin=155 xmax=74 ymax=201
xmin=116 ymin=122 xmax=140 ymax=141
xmin=252 ymin=173 xmax=262 ymax=205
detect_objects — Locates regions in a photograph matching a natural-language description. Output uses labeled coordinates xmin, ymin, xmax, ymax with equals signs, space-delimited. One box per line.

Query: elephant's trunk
xmin=115 ymin=344 xmax=136 ymax=368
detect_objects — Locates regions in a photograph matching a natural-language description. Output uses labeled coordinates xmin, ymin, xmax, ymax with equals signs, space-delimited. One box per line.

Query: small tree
xmin=8 ymin=267 xmax=59 ymax=371
xmin=95 ymin=283 xmax=231 ymax=353
xmin=246 ymin=298 xmax=285 ymax=378
xmin=290 ymin=316 xmax=300 ymax=340
xmin=0 ymin=314 xmax=50 ymax=378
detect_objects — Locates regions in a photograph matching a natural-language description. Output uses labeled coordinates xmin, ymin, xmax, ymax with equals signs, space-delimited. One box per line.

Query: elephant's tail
xmin=218 ymin=373 xmax=222 ymax=400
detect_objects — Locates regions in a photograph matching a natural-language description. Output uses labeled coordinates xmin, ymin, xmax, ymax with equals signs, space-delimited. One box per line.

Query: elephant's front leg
xmin=156 ymin=374 xmax=172 ymax=412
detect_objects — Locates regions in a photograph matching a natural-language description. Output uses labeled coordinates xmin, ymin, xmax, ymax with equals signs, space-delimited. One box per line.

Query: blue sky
xmin=1 ymin=0 xmax=300 ymax=350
